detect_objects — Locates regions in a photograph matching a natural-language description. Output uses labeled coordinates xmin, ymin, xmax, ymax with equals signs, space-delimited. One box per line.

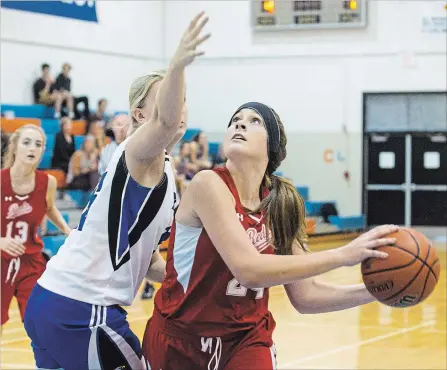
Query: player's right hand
xmin=170 ymin=12 xmax=211 ymax=70
xmin=0 ymin=237 xmax=25 ymax=257
xmin=338 ymin=224 xmax=399 ymax=267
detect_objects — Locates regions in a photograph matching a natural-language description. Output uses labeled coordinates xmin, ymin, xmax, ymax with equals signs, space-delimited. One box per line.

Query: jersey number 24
xmin=226 ymin=278 xmax=264 ymax=299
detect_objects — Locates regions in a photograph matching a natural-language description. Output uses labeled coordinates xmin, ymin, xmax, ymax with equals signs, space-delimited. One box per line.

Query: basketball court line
xmin=0 ymin=363 xmax=34 ymax=369
xmin=279 ymin=320 xmax=435 ymax=368
xmin=1 ymin=336 xmax=29 ymax=345
xmin=1 ymin=315 xmax=151 ymax=346
xmin=2 ymin=327 xmax=26 ymax=335
xmin=286 ymin=321 xmax=404 ymax=331
xmin=1 ymin=347 xmax=32 ymax=353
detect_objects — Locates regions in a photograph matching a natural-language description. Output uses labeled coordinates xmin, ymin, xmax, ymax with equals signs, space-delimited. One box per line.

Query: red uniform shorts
xmin=1 ymin=253 xmax=46 ymax=325
xmin=143 ymin=311 xmax=277 ymax=370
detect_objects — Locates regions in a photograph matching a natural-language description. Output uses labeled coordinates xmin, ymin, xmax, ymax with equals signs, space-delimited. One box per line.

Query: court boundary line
xmin=0 ymin=363 xmax=34 ymax=369
xmin=279 ymin=320 xmax=435 ymax=368
xmin=1 ymin=347 xmax=32 ymax=353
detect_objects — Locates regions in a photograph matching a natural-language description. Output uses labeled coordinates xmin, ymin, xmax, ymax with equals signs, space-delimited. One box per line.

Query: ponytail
xmin=257 ymin=174 xmax=307 ymax=255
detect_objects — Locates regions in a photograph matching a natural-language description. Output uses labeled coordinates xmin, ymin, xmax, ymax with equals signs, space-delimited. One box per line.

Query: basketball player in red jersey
xmin=1 ymin=124 xmax=71 ymax=326
xmin=143 ymin=101 xmax=399 ymax=369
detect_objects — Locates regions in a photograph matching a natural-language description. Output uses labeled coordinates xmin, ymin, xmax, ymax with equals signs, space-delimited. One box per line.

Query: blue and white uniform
xmin=24 ymin=138 xmax=178 ymax=370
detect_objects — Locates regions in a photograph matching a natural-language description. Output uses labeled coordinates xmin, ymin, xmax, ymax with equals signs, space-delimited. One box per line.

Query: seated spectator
xmin=54 ymin=63 xmax=90 ymax=120
xmin=51 ymin=117 xmax=75 ymax=175
xmin=91 ymin=98 xmax=110 ymax=125
xmin=66 ymin=135 xmax=99 ymax=191
xmin=174 ymin=141 xmax=199 ymax=181
xmin=1 ymin=129 xmax=9 ymax=168
xmin=98 ymin=114 xmax=130 ymax=175
xmin=33 ymin=63 xmax=74 ymax=119
xmin=87 ymin=118 xmax=107 ymax=151
xmin=212 ymin=143 xmax=227 ymax=168
xmin=190 ymin=131 xmax=213 ymax=170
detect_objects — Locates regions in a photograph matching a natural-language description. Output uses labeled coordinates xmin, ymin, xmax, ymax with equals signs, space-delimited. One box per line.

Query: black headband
xmin=229 ymin=102 xmax=282 ymax=174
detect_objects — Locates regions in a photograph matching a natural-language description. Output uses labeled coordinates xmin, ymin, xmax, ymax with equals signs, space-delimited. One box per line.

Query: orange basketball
xmin=361 ymin=228 xmax=441 ymax=308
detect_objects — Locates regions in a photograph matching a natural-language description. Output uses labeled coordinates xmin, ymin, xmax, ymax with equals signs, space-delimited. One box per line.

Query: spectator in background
xmin=66 ymin=135 xmax=99 ymax=191
xmin=1 ymin=129 xmax=9 ymax=168
xmin=212 ymin=143 xmax=227 ymax=168
xmin=98 ymin=114 xmax=130 ymax=176
xmin=91 ymin=98 xmax=110 ymax=125
xmin=174 ymin=141 xmax=198 ymax=181
xmin=190 ymin=131 xmax=213 ymax=170
xmin=87 ymin=118 xmax=106 ymax=151
xmin=33 ymin=63 xmax=74 ymax=119
xmin=51 ymin=117 xmax=75 ymax=176
xmin=54 ymin=63 xmax=90 ymax=120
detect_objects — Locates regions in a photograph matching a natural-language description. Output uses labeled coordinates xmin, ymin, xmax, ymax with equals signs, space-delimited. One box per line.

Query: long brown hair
xmin=3 ymin=124 xmax=46 ymax=170
xmin=256 ymin=112 xmax=308 ymax=255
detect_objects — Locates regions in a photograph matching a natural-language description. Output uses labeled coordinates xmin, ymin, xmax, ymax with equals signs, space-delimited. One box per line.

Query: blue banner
xmin=1 ymin=0 xmax=98 ymax=23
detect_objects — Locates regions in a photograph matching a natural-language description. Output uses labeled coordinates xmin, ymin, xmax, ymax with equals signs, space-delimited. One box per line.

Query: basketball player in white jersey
xmin=24 ymin=12 xmax=211 ymax=370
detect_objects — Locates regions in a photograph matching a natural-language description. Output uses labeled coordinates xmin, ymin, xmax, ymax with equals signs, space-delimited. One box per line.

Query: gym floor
xmin=1 ymin=237 xmax=446 ymax=369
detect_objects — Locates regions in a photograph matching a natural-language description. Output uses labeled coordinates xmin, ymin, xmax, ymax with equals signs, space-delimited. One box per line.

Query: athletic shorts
xmin=1 ymin=253 xmax=46 ymax=325
xmin=143 ymin=311 xmax=277 ymax=370
xmin=24 ymin=283 xmax=148 ymax=370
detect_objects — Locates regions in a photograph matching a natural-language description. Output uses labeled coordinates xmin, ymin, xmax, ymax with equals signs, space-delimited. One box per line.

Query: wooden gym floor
xmin=1 ymin=239 xmax=446 ymax=370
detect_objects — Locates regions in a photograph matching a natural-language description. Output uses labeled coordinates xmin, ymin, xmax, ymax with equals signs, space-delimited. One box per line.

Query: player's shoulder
xmin=187 ymin=170 xmax=233 ymax=202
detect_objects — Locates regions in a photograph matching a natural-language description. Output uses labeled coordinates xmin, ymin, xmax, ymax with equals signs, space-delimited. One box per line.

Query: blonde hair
xmin=3 ymin=124 xmax=46 ymax=169
xmin=128 ymin=69 xmax=167 ymax=136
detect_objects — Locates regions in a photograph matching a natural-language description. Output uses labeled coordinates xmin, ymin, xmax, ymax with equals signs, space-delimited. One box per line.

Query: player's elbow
xmin=291 ymin=301 xmax=319 ymax=314
xmin=232 ymin=263 xmax=264 ymax=290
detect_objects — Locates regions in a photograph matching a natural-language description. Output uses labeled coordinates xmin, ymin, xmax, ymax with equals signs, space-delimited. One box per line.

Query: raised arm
xmin=125 ymin=12 xmax=210 ymax=173
xmin=284 ymin=241 xmax=375 ymax=314
xmin=179 ymin=170 xmax=397 ymax=289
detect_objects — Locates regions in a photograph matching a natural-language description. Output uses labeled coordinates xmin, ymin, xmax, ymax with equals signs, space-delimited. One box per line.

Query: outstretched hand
xmin=338 ymin=224 xmax=399 ymax=267
xmin=170 ymin=12 xmax=211 ymax=71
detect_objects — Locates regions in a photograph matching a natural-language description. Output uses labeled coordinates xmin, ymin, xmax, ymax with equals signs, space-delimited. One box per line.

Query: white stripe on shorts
xmin=270 ymin=343 xmax=277 ymax=370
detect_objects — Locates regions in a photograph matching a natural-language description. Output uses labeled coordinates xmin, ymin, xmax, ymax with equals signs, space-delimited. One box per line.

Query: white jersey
xmin=38 ymin=138 xmax=178 ymax=306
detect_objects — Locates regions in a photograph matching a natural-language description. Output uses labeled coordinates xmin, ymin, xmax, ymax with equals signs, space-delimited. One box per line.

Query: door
xmin=365 ymin=134 xmax=406 ymax=226
xmin=411 ymin=134 xmax=447 ymax=226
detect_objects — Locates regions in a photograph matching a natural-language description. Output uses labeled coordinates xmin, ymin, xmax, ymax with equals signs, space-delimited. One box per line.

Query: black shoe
xmin=141 ymin=282 xmax=155 ymax=300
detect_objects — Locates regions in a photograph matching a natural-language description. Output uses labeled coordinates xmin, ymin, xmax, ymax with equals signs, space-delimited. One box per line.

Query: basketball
xmin=361 ymin=228 xmax=441 ymax=308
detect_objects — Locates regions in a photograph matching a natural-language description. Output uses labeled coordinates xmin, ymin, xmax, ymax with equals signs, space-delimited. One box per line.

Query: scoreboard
xmin=252 ymin=0 xmax=367 ymax=31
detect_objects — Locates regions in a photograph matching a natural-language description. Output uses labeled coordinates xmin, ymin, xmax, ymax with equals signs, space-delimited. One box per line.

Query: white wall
xmin=164 ymin=0 xmax=446 ymax=133
xmin=1 ymin=0 xmax=164 ymax=110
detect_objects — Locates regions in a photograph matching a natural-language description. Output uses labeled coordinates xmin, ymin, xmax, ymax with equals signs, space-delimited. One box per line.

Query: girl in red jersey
xmin=1 ymin=124 xmax=71 ymax=326
xmin=143 ymin=101 xmax=399 ymax=369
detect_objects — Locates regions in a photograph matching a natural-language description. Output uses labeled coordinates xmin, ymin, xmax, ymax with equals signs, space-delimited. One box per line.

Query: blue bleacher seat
xmin=1 ymin=104 xmax=54 ymax=119
xmin=41 ymin=119 xmax=60 ymax=134
xmin=273 ymin=171 xmax=283 ymax=177
xmin=43 ymin=235 xmax=66 ymax=258
xmin=46 ymin=213 xmax=70 ymax=235
xmin=113 ymin=111 xmax=129 ymax=116
xmin=67 ymin=190 xmax=90 ymax=208
xmin=45 ymin=134 xmax=56 ymax=151
xmin=182 ymin=128 xmax=201 ymax=141
xmin=74 ymin=135 xmax=85 ymax=150
xmin=328 ymin=215 xmax=366 ymax=231
xmin=305 ymin=201 xmax=337 ymax=217
xmin=296 ymin=186 xmax=309 ymax=201
xmin=208 ymin=142 xmax=220 ymax=156
xmin=38 ymin=152 xmax=52 ymax=169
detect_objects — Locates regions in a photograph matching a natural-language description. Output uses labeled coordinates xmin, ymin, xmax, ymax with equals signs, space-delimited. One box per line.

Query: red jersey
xmin=1 ymin=168 xmax=48 ymax=258
xmin=153 ymin=166 xmax=276 ymax=338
